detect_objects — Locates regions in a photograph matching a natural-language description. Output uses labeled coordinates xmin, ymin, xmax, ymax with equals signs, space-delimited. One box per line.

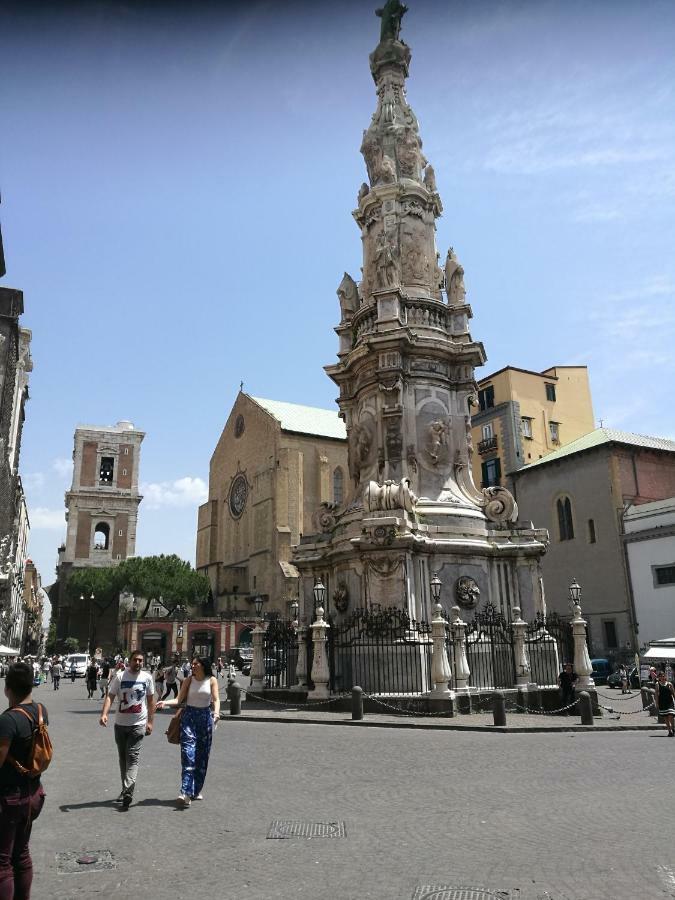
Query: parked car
xmin=607 ymin=666 xmax=640 ymax=689
xmin=63 ymin=653 xmax=90 ymax=678
xmin=590 ymin=658 xmax=612 ymax=685
xmin=230 ymin=646 xmax=253 ymax=671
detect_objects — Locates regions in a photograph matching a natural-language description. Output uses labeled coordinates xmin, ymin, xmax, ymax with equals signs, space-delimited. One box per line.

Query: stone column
xmin=450 ymin=605 xmax=471 ymax=692
xmin=511 ymin=606 xmax=531 ymax=688
xmin=571 ymin=603 xmax=594 ymax=690
xmin=130 ymin=619 xmax=138 ymax=650
xmin=171 ymin=621 xmax=178 ymax=655
xmin=292 ymin=623 xmax=308 ymax=692
xmin=309 ymin=607 xmax=330 ymax=699
xmin=429 ymin=603 xmax=452 ymax=696
xmin=220 ymin=619 xmax=227 ymax=657
xmin=250 ymin=619 xmax=266 ymax=693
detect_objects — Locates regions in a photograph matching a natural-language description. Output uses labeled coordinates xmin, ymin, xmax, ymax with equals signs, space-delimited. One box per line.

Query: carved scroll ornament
xmin=364 ymin=477 xmax=417 ymax=514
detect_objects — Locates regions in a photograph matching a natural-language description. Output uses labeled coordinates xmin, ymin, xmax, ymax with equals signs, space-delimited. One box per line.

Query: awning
xmin=643 ymin=642 xmax=675 ymax=660
xmin=0 ymin=645 xmax=20 ymax=655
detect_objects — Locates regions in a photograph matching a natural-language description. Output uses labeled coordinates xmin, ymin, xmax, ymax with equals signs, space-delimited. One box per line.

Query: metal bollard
xmin=578 ymin=690 xmax=594 ymax=725
xmin=352 ymin=686 xmax=364 ymax=721
xmin=492 ymin=690 xmax=506 ymax=726
xmin=226 ymin=680 xmax=241 ymax=716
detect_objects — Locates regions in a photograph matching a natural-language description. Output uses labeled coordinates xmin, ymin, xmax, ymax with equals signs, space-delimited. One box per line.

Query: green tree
xmin=45 ymin=622 xmax=57 ymax=654
xmin=63 ymin=636 xmax=80 ymax=653
xmin=66 ymin=566 xmax=126 ymax=609
xmin=119 ymin=554 xmax=210 ymax=617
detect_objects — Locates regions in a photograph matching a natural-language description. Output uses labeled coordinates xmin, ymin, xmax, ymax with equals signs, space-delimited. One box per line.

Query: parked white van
xmin=64 ymin=653 xmax=90 ymax=678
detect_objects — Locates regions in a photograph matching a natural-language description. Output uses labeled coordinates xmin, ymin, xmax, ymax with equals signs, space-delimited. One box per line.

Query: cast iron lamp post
xmin=568 ymin=577 xmax=581 ymax=607
xmin=430 ymin=572 xmax=442 ymax=606
xmin=313 ymin=579 xmax=326 ymax=614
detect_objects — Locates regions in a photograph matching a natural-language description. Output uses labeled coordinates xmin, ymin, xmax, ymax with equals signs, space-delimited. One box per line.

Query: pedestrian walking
xmin=162 ymin=663 xmax=178 ymax=700
xmin=557 ymin=663 xmax=578 ymax=714
xmin=0 ymin=661 xmax=49 ymax=899
xmin=655 ymin=671 xmax=675 ymax=737
xmin=51 ymin=660 xmax=62 ymax=691
xmin=157 ymin=656 xmax=220 ymax=808
xmin=216 ymin=657 xmax=223 ymax=678
xmin=99 ymin=660 xmax=110 ymax=699
xmin=86 ymin=662 xmax=98 ymax=699
xmin=41 ymin=659 xmax=51 ymax=685
xmin=154 ymin=665 xmax=164 ymax=697
xmin=99 ymin=650 xmax=155 ymax=809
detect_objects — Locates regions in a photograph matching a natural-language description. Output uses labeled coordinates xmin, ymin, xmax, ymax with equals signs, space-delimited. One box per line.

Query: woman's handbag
xmin=166 ymin=709 xmax=183 ymax=744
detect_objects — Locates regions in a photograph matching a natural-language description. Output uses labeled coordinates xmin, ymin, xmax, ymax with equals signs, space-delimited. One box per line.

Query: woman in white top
xmin=157 ymin=656 xmax=220 ymax=807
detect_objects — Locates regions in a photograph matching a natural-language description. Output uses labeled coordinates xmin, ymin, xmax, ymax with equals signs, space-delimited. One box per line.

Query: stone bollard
xmin=226 ymin=680 xmax=241 ymax=716
xmin=492 ymin=690 xmax=506 ymax=726
xmin=578 ymin=690 xmax=594 ymax=725
xmin=352 ymin=686 xmax=364 ymax=720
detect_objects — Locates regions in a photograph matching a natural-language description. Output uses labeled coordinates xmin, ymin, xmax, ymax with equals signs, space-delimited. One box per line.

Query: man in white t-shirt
xmin=99 ymin=650 xmax=155 ymax=809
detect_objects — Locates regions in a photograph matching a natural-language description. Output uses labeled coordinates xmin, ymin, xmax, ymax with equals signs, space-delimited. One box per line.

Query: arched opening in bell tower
xmin=94 ymin=522 xmax=110 ymax=550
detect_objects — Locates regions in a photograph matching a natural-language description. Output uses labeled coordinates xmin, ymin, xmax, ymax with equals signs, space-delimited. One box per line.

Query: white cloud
xmin=30 ymin=507 xmax=66 ymax=529
xmin=52 ymin=457 xmax=73 ymax=478
xmin=141 ymin=477 xmax=208 ymax=510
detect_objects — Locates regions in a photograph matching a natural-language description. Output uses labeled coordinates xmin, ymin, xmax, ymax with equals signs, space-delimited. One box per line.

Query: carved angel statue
xmin=444 ymin=248 xmax=466 ymax=305
xmin=423 ymin=164 xmax=437 ymax=192
xmin=379 ymin=154 xmax=396 ymax=184
xmin=374 ymin=234 xmax=398 ymax=288
xmin=427 ymin=420 xmax=448 ymax=464
xmin=376 ymin=0 xmax=408 ymax=43
xmin=358 ymin=182 xmax=370 ymax=203
xmin=337 ymin=272 xmax=359 ymax=322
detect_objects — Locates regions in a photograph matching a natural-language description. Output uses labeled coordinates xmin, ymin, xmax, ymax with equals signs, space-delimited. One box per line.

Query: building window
xmin=481 ymin=457 xmax=501 ymax=487
xmin=481 ymin=423 xmax=494 ymax=441
xmin=333 ymin=467 xmax=344 ymax=505
xmin=556 ymin=497 xmax=574 ymax=541
xmin=588 ymin=519 xmax=596 ymax=544
xmin=100 ymin=457 xmax=114 ymax=485
xmin=118 ymin=529 xmax=123 ymax=537
xmin=94 ymin=522 xmax=110 ymax=550
xmin=478 ymin=385 xmax=495 ymax=411
xmin=122 ymin=468 xmax=128 ymax=476
xmin=521 ymin=417 xmax=532 ymax=439
xmin=603 ymin=620 xmax=618 ymax=649
xmin=654 ymin=565 xmax=675 ymax=587
xmin=545 ymin=383 xmax=556 ymax=402
xmin=549 ymin=421 xmax=560 ymax=443
xmin=124 ymin=448 xmax=129 ymax=455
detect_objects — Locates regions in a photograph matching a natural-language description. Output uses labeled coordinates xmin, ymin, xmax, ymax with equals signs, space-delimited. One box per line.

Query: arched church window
xmin=333 ymin=467 xmax=344 ymax=505
xmin=556 ymin=497 xmax=574 ymax=542
xmin=94 ymin=522 xmax=110 ymax=550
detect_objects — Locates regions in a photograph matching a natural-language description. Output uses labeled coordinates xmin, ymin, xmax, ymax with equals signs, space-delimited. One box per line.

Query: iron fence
xmin=262 ymin=618 xmax=298 ymax=689
xmin=327 ymin=607 xmax=433 ymax=695
xmin=463 ymin=603 xmax=516 ymax=689
xmin=526 ymin=612 xmax=573 ymax=688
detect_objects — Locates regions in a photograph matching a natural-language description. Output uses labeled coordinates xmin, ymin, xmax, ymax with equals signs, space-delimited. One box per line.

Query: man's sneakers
xmin=191 ymin=793 xmax=203 ymax=801
xmin=177 ymin=793 xmax=191 ymax=808
xmin=114 ymin=792 xmax=125 ymax=804
xmin=121 ymin=792 xmax=132 ymax=809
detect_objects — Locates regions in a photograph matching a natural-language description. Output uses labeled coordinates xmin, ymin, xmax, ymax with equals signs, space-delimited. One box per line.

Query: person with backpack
xmin=0 ymin=661 xmax=51 ymax=899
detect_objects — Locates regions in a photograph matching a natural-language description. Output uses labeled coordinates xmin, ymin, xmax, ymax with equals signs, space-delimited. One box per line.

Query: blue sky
xmin=2 ymin=0 xmax=674 ymax=590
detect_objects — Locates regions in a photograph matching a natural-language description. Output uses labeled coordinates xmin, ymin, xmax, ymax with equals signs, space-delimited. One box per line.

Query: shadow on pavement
xmin=60 ymin=797 xmax=178 ymax=811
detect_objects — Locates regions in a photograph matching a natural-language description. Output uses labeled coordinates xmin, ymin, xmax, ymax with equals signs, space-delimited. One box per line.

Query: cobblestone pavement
xmin=25 ymin=678 xmax=675 ymax=900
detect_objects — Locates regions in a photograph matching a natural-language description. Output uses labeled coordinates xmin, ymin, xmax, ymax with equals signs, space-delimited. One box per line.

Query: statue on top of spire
xmin=376 ymin=0 xmax=408 ymax=43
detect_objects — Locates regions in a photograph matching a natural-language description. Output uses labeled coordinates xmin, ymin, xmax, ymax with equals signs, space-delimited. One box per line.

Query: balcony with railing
xmin=477 ymin=435 xmax=498 ymax=454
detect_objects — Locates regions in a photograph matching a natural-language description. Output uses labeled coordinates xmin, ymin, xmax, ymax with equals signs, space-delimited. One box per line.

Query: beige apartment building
xmin=196 ymin=393 xmax=347 ymax=618
xmin=471 ymin=365 xmax=595 ymax=489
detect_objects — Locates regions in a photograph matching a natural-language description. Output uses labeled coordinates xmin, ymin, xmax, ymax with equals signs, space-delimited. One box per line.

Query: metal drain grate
xmin=56 ymin=850 xmax=116 ymax=874
xmin=267 ymin=820 xmax=346 ymax=839
xmin=412 ymin=888 xmax=519 ymax=900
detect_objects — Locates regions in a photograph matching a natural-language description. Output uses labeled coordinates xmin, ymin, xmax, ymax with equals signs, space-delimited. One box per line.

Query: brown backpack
xmin=7 ymin=704 xmax=53 ymax=778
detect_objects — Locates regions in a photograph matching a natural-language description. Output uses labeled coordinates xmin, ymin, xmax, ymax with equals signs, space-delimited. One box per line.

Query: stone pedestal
xmin=292 ymin=623 xmax=308 ymax=691
xmin=250 ymin=620 xmax=265 ymax=693
xmin=572 ymin=603 xmax=595 ymax=691
xmin=511 ymin=606 xmax=531 ymax=688
xmin=309 ymin=607 xmax=330 ymax=700
xmin=428 ymin=603 xmax=453 ymax=697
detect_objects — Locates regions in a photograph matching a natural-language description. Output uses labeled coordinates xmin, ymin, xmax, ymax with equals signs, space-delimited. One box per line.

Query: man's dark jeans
xmin=0 ymin=785 xmax=45 ymax=900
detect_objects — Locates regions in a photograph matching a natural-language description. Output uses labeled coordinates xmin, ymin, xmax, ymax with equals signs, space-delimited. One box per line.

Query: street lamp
xmin=313 ymin=579 xmax=326 ymax=610
xmin=430 ymin=572 xmax=442 ymax=605
xmin=253 ymin=595 xmax=265 ymax=619
xmin=290 ymin=600 xmax=299 ymax=623
xmin=568 ymin=578 xmax=582 ymax=606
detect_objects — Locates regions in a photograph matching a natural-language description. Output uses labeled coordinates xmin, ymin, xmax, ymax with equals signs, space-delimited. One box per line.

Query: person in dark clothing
xmin=86 ymin=663 xmax=98 ymax=699
xmin=0 ymin=662 xmax=48 ymax=900
xmin=557 ymin=663 xmax=578 ymax=713
xmin=655 ymin=670 xmax=675 ymax=736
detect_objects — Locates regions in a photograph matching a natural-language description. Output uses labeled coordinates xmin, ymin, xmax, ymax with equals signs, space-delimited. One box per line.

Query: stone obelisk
xmin=293 ymin=3 xmax=548 ymax=624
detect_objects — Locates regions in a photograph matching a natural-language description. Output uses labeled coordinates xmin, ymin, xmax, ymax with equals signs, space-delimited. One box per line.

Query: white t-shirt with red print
xmin=108 ymin=669 xmax=155 ymax=727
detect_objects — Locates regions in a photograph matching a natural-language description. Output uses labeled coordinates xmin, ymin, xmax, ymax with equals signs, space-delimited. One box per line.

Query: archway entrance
xmin=141 ymin=630 xmax=167 ymax=663
xmin=191 ymin=630 xmax=215 ymax=661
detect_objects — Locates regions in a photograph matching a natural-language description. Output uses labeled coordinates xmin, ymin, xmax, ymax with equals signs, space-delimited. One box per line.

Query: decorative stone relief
xmin=333 ymin=582 xmax=349 ymax=613
xmin=396 ymin=128 xmax=422 ymax=178
xmin=365 ymin=477 xmax=417 ymax=513
xmin=406 ymin=444 xmax=418 ymax=474
xmin=482 ymin=486 xmax=518 ymax=524
xmin=337 ymin=272 xmax=359 ymax=322
xmin=401 ymin=199 xmax=425 ymax=219
xmin=358 ymin=182 xmax=370 ymax=203
xmin=364 ymin=204 xmax=382 ymax=229
xmin=385 ymin=421 xmax=403 ymax=459
xmin=455 ymin=575 xmax=480 ymax=609
xmin=379 ymin=154 xmax=397 ymax=184
xmin=348 ymin=417 xmax=375 ymax=485
xmin=401 ymin=218 xmax=429 ymax=284
xmin=312 ymin=502 xmax=339 ymax=534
